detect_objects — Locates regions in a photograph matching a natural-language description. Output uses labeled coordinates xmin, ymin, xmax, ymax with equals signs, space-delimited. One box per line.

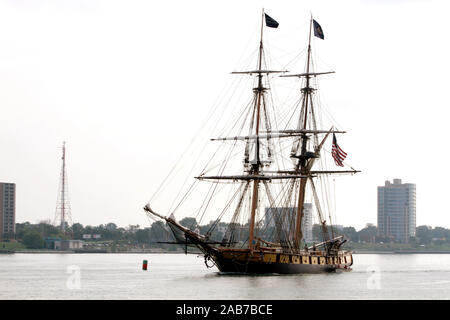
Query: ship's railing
xmin=295 ymin=250 xmax=350 ymax=257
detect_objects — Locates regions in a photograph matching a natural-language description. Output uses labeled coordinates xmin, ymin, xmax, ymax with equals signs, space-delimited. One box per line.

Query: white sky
xmin=0 ymin=0 xmax=449 ymax=230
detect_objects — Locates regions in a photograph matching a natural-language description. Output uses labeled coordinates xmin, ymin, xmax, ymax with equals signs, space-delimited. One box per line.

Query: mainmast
xmin=293 ymin=17 xmax=314 ymax=249
xmin=287 ymin=17 xmax=356 ymax=250
xmin=248 ymin=10 xmax=266 ymax=251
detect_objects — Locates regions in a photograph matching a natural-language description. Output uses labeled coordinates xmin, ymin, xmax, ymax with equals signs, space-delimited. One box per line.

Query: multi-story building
xmin=377 ymin=178 xmax=416 ymax=243
xmin=0 ymin=182 xmax=16 ymax=240
xmin=265 ymin=204 xmax=313 ymax=243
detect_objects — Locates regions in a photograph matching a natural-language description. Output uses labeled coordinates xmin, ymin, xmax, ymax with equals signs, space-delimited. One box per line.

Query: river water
xmin=0 ymin=253 xmax=449 ymax=300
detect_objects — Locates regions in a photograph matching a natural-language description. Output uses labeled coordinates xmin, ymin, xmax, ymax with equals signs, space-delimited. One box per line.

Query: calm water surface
xmin=0 ymin=253 xmax=449 ymax=299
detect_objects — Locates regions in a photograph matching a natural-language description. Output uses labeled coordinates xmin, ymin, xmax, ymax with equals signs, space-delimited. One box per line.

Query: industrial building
xmin=44 ymin=237 xmax=84 ymax=250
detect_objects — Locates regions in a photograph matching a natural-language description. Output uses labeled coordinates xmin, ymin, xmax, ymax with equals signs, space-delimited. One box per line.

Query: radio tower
xmin=54 ymin=141 xmax=72 ymax=234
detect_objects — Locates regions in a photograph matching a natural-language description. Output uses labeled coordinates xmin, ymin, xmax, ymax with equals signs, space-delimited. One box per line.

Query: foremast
xmin=248 ymin=10 xmax=269 ymax=251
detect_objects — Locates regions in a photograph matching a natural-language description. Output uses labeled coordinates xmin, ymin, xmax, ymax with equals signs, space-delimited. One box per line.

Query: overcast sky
xmin=0 ymin=0 xmax=449 ymax=230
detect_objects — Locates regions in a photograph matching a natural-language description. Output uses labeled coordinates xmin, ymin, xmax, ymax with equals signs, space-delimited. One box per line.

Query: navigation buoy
xmin=142 ymin=260 xmax=148 ymax=270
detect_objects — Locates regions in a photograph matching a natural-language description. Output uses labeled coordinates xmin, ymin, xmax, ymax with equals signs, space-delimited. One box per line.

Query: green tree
xmin=71 ymin=223 xmax=84 ymax=239
xmin=179 ymin=217 xmax=198 ymax=230
xmin=416 ymin=225 xmax=432 ymax=244
xmin=37 ymin=222 xmax=62 ymax=238
xmin=22 ymin=231 xmax=44 ymax=249
xmin=358 ymin=224 xmax=377 ymax=243
xmin=135 ymin=229 xmax=151 ymax=244
xmin=150 ymin=221 xmax=171 ymax=241
xmin=342 ymin=227 xmax=358 ymax=242
xmin=106 ymin=223 xmax=117 ymax=231
xmin=432 ymin=227 xmax=448 ymax=241
xmin=15 ymin=222 xmax=31 ymax=240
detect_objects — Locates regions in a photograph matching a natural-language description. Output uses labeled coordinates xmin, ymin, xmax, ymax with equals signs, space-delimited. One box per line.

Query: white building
xmin=61 ymin=240 xmax=84 ymax=250
xmin=377 ymin=178 xmax=416 ymax=243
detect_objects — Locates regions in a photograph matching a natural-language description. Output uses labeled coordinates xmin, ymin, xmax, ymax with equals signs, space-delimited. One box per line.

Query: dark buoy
xmin=142 ymin=260 xmax=148 ymax=270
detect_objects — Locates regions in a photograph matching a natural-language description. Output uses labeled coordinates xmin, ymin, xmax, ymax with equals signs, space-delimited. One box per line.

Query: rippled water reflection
xmin=1 ymin=253 xmax=449 ymax=299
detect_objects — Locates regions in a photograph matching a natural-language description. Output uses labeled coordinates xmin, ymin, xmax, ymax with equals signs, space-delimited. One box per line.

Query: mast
xmin=293 ymin=17 xmax=314 ymax=249
xmin=248 ymin=10 xmax=265 ymax=251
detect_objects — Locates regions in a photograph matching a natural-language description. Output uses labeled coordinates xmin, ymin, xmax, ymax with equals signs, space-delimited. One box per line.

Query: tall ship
xmin=145 ymin=11 xmax=359 ymax=274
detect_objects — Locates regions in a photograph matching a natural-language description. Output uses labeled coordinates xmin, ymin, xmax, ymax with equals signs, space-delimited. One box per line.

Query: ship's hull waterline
xmin=142 ymin=207 xmax=353 ymax=274
xmin=209 ymin=249 xmax=353 ymax=274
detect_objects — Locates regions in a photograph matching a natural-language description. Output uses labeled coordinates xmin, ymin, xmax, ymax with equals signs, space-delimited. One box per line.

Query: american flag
xmin=332 ymin=133 xmax=347 ymax=167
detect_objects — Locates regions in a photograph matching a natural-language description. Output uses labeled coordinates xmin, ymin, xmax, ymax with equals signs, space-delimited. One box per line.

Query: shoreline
xmin=4 ymin=250 xmax=190 ymax=254
xmin=4 ymin=249 xmax=450 ymax=254
xmin=353 ymin=250 xmax=450 ymax=254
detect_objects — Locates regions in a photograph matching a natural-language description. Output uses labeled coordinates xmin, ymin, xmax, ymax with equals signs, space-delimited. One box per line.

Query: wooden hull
xmin=210 ymin=248 xmax=353 ymax=274
xmin=143 ymin=206 xmax=353 ymax=274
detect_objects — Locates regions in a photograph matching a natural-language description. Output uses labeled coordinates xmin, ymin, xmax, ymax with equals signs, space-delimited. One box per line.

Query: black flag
xmin=313 ymin=19 xmax=324 ymax=39
xmin=264 ymin=13 xmax=279 ymax=28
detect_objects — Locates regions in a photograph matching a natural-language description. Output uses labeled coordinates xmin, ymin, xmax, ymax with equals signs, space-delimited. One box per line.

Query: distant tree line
xmin=13 ymin=220 xmax=177 ymax=250
xmin=326 ymin=223 xmax=450 ymax=245
xmin=8 ymin=219 xmax=450 ymax=250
